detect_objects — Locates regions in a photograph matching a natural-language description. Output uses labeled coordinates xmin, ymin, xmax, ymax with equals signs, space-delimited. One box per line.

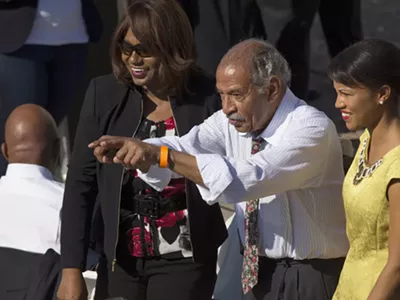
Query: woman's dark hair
xmin=328 ymin=39 xmax=400 ymax=98
xmin=110 ymin=0 xmax=196 ymax=93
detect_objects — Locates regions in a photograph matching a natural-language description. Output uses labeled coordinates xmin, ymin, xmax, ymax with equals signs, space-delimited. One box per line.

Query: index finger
xmin=98 ymin=135 xmax=118 ymax=142
xmin=88 ymin=135 xmax=117 ymax=148
xmin=100 ymin=138 xmax=128 ymax=150
xmin=88 ymin=140 xmax=101 ymax=148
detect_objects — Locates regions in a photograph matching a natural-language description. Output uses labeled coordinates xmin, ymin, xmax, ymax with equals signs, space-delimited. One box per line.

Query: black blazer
xmin=0 ymin=0 xmax=102 ymax=53
xmin=61 ymin=73 xmax=228 ymax=271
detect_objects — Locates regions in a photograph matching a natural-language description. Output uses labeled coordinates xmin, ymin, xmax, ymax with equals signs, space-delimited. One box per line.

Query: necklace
xmin=353 ymin=139 xmax=383 ymax=185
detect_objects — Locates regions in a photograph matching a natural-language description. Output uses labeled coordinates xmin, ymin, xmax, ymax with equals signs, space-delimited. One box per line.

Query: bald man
xmin=0 ymin=104 xmax=63 ymax=298
xmin=90 ymin=39 xmax=348 ymax=300
xmin=1 ymin=104 xmax=60 ymax=171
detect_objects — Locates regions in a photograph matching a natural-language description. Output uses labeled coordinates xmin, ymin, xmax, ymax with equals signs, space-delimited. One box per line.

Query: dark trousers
xmin=244 ymin=256 xmax=344 ymax=300
xmin=96 ymin=254 xmax=217 ymax=300
xmin=0 ymin=247 xmax=60 ymax=300
xmin=263 ymin=0 xmax=362 ymax=99
xmin=181 ymin=0 xmax=266 ymax=76
xmin=319 ymin=0 xmax=363 ymax=58
xmin=0 ymin=43 xmax=88 ymax=175
xmin=0 ymin=247 xmax=41 ymax=300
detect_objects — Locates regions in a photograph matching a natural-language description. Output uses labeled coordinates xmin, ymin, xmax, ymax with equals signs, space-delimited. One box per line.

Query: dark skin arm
xmin=167 ymin=148 xmax=205 ymax=187
xmin=88 ymin=136 xmax=206 ymax=187
xmin=367 ymin=180 xmax=400 ymax=300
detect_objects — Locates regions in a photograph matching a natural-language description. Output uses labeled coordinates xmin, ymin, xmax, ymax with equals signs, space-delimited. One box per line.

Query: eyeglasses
xmin=118 ymin=40 xmax=152 ymax=58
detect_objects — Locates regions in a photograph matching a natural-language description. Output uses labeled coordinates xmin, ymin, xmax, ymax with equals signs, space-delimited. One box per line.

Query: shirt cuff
xmin=137 ymin=165 xmax=172 ymax=192
xmin=195 ymin=154 xmax=233 ymax=204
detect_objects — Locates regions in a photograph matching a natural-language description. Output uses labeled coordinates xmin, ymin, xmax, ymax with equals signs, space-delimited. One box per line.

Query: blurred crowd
xmin=1 ymin=1 xmax=400 ymax=300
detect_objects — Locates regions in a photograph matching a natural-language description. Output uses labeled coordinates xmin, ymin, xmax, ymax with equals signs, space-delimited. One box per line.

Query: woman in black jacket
xmin=57 ymin=1 xmax=227 ymax=300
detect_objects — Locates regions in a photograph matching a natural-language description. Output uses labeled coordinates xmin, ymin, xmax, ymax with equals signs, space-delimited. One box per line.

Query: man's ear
xmin=1 ymin=142 xmax=8 ymax=162
xmin=267 ymin=75 xmax=282 ymax=102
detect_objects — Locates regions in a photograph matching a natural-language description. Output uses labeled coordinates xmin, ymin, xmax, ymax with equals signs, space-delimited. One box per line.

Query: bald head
xmin=219 ymin=39 xmax=266 ymax=69
xmin=218 ymin=39 xmax=291 ymax=92
xmin=2 ymin=104 xmax=59 ymax=171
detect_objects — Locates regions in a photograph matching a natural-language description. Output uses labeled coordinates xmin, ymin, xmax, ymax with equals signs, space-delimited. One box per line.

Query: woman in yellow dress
xmin=330 ymin=39 xmax=400 ymax=300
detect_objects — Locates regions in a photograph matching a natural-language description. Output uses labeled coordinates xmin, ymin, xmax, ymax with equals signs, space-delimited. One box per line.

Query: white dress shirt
xmin=0 ymin=164 xmax=64 ymax=254
xmin=25 ymin=0 xmax=89 ymax=45
xmin=140 ymin=89 xmax=349 ymax=259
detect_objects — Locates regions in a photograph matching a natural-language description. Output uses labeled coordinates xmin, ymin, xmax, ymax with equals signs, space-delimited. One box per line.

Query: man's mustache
xmin=227 ymin=113 xmax=245 ymax=122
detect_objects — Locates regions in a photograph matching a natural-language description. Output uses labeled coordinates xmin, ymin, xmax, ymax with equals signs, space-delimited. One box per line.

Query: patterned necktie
xmin=241 ymin=137 xmax=264 ymax=294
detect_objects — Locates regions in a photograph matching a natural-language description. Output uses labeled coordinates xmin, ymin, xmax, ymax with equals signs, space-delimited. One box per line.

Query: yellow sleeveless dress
xmin=333 ymin=130 xmax=400 ymax=299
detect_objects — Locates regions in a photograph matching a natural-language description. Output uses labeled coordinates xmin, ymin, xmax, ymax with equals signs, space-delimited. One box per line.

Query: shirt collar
xmin=258 ymin=88 xmax=298 ymax=144
xmin=4 ymin=163 xmax=54 ymax=180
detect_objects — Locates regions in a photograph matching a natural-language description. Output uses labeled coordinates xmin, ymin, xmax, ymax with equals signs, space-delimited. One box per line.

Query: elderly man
xmin=0 ymin=104 xmax=62 ymax=298
xmin=90 ymin=39 xmax=348 ymax=300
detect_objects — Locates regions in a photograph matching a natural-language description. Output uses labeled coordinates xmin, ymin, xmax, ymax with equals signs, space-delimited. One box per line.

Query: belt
xmin=122 ymin=193 xmax=187 ymax=219
xmin=120 ymin=193 xmax=187 ymax=257
xmin=257 ymin=256 xmax=346 ymax=268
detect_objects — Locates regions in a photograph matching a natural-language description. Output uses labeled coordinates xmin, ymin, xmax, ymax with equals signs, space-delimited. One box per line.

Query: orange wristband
xmin=159 ymin=146 xmax=169 ymax=168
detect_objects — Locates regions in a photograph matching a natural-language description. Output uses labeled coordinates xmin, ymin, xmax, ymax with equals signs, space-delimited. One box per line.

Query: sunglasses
xmin=119 ymin=40 xmax=152 ymax=58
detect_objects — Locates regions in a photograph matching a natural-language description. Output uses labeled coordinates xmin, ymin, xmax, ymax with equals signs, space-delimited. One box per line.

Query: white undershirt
xmin=25 ymin=0 xmax=89 ymax=45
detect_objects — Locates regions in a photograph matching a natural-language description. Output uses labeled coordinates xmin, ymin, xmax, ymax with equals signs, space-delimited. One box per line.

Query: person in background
xmin=318 ymin=0 xmax=362 ymax=59
xmin=0 ymin=104 xmax=62 ymax=298
xmin=90 ymin=38 xmax=349 ymax=300
xmin=58 ymin=1 xmax=226 ymax=300
xmin=259 ymin=0 xmax=362 ymax=101
xmin=178 ymin=0 xmax=266 ymax=76
xmin=0 ymin=0 xmax=102 ymax=176
xmin=330 ymin=40 xmax=400 ymax=300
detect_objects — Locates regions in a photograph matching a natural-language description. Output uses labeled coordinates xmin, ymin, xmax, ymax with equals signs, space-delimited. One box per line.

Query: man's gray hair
xmin=249 ymin=39 xmax=291 ymax=92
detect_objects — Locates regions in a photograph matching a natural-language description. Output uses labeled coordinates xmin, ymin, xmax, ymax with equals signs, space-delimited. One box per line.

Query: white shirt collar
xmin=258 ymin=88 xmax=298 ymax=144
xmin=237 ymin=89 xmax=299 ymax=141
xmin=4 ymin=163 xmax=54 ymax=180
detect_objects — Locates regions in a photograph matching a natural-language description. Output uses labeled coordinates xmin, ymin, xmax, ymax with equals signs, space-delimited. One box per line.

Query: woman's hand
xmin=57 ymin=269 xmax=88 ymax=300
xmin=88 ymin=136 xmax=160 ymax=172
